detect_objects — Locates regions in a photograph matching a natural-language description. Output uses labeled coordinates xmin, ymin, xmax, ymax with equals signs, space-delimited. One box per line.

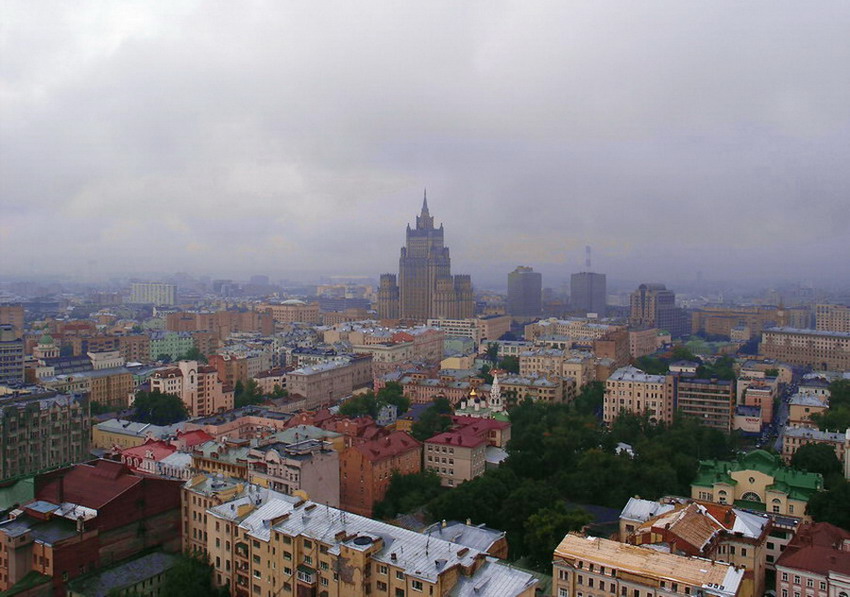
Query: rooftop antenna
xmin=585 ymin=245 xmax=591 ymax=270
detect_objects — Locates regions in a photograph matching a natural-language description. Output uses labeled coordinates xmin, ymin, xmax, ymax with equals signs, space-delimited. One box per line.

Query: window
xmin=820 ymin=582 xmax=826 ymax=591
xmin=412 ymin=580 xmax=423 ymax=591
xmin=589 ymin=579 xmax=595 ymax=588
xmin=807 ymin=579 xmax=813 ymax=588
xmin=321 ymin=577 xmax=329 ymax=587
xmin=741 ymin=548 xmax=747 ymax=557
xmin=397 ymin=571 xmax=405 ymax=580
xmin=782 ymin=573 xmax=789 ymax=582
xmin=795 ymin=576 xmax=801 ymax=585
xmin=378 ymin=581 xmax=388 ymax=591
xmin=379 ymin=565 xmax=388 ymax=575
xmin=559 ymin=590 xmax=569 ymax=597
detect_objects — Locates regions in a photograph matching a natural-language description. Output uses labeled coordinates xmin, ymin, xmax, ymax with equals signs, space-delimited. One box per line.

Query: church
xmin=377 ymin=193 xmax=474 ymax=321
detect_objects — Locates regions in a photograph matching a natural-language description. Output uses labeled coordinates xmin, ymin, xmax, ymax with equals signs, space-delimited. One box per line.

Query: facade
xmin=507 ymin=266 xmax=542 ymax=319
xmin=246 ymin=438 xmax=340 ymax=507
xmin=553 ymin=533 xmax=744 ymax=597
xmin=149 ymin=330 xmax=194 ymax=361
xmin=571 ymin=271 xmax=607 ymax=317
xmin=339 ymin=431 xmax=421 ymax=516
xmin=691 ymin=306 xmax=785 ymax=339
xmin=149 ymin=360 xmax=233 ymax=417
xmin=425 ymin=431 xmax=487 ymax=487
xmin=629 ymin=327 xmax=663 ymax=359
xmin=691 ymin=450 xmax=823 ymax=517
xmin=815 ymin=304 xmax=850 ymax=333
xmin=261 ymin=300 xmax=322 ymax=324
xmin=761 ymin=328 xmax=850 ymax=371
xmin=775 ymin=522 xmax=850 ymax=597
xmin=630 ymin=283 xmax=688 ymax=337
xmin=129 ymin=282 xmax=176 ymax=305
xmin=426 ymin=315 xmax=511 ymax=346
xmin=0 ymin=392 xmax=89 ymax=480
xmin=604 ymin=366 xmax=674 ymax=425
xmin=787 ymin=393 xmax=829 ymax=428
xmin=117 ymin=334 xmax=151 ymax=364
xmin=286 ymin=356 xmax=373 ymax=410
xmin=0 ymin=324 xmax=24 ymax=386
xmin=203 ymin=487 xmax=538 ymax=597
xmin=673 ymin=376 xmax=735 ymax=432
xmin=0 ymin=304 xmax=25 ymax=337
xmin=377 ymin=195 xmax=474 ymax=321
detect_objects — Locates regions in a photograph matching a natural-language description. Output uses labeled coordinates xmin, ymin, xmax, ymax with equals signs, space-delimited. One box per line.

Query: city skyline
xmin=1 ymin=2 xmax=849 ymax=285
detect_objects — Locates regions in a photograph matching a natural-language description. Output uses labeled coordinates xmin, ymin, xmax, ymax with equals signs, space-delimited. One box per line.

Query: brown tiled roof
xmin=355 ymin=431 xmax=420 ymax=462
xmin=38 ymin=460 xmax=142 ymax=509
xmin=776 ymin=522 xmax=850 ymax=577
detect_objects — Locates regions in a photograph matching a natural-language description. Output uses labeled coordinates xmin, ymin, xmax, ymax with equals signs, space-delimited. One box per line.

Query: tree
xmin=339 ymin=393 xmax=380 ymax=419
xmin=791 ymin=443 xmax=843 ymax=486
xmin=697 ymin=356 xmax=736 ymax=381
xmin=411 ymin=397 xmax=453 ymax=441
xmin=572 ymin=381 xmax=604 ymax=417
xmin=810 ymin=408 xmax=850 ymax=433
xmin=670 ymin=346 xmax=698 ymax=362
xmin=485 ymin=342 xmax=499 ymax=364
xmin=271 ymin=384 xmax=288 ymax=399
xmin=373 ymin=470 xmax=443 ymax=519
xmin=524 ymin=503 xmax=592 ymax=570
xmin=133 ymin=390 xmax=188 ymax=425
xmin=498 ymin=355 xmax=520 ymax=374
xmin=179 ymin=346 xmax=208 ymax=363
xmin=377 ymin=382 xmax=410 ymax=415
xmin=634 ymin=355 xmax=668 ymax=375
xmin=234 ymin=379 xmax=264 ymax=408
xmin=764 ymin=368 xmax=780 ymax=378
xmin=807 ymin=480 xmax=850 ymax=531
xmin=89 ymin=401 xmax=112 ymax=416
xmin=160 ymin=553 xmax=229 ymax=597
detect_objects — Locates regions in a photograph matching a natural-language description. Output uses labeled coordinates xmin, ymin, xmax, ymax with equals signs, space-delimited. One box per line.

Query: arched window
xmin=772 ymin=498 xmax=781 ymax=504
xmin=741 ymin=491 xmax=761 ymax=502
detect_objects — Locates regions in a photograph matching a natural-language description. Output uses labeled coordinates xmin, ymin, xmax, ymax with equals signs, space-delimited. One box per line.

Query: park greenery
xmin=634 ymin=346 xmax=736 ymax=381
xmin=374 ymin=383 xmax=742 ymax=572
xmin=339 ymin=382 xmax=411 ymax=419
xmin=410 ymin=397 xmax=453 ymax=441
xmin=132 ymin=390 xmax=188 ymax=425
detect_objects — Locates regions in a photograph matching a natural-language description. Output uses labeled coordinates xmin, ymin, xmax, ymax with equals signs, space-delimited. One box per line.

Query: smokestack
xmin=585 ymin=245 xmax=592 ymax=270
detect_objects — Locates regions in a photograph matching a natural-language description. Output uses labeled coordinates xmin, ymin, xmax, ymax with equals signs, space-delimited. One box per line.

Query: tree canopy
xmin=159 ymin=553 xmax=229 ymax=597
xmin=339 ymin=382 xmax=410 ymax=419
xmin=812 ymin=379 xmax=850 ymax=432
xmin=132 ymin=390 xmax=188 ymax=425
xmin=234 ymin=379 xmax=264 ymax=408
xmin=411 ymin=397 xmax=453 ymax=441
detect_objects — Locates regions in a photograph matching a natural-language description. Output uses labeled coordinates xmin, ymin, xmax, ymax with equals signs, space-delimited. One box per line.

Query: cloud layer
xmin=2 ymin=1 xmax=849 ymax=285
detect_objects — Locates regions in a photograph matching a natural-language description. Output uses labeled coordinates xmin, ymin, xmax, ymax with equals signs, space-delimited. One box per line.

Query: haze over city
xmin=2 ymin=2 xmax=849 ymax=287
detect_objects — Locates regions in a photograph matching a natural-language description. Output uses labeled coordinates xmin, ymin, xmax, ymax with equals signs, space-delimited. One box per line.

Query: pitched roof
xmin=776 ymin=522 xmax=850 ymax=577
xmin=354 ymin=431 xmax=421 ymax=462
xmin=37 ymin=460 xmax=143 ymax=509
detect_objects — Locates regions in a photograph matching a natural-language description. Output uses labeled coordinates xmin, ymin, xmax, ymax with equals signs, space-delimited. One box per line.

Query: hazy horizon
xmin=2 ymin=2 xmax=849 ymax=286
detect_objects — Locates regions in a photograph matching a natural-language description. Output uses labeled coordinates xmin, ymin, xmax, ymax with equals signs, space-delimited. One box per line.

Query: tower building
xmin=507 ymin=266 xmax=542 ymax=319
xmin=378 ymin=193 xmax=474 ymax=321
xmin=571 ymin=272 xmax=607 ymax=316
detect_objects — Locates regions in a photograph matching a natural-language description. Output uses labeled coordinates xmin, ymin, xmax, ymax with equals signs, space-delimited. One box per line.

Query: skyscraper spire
xmin=416 ymin=189 xmax=434 ymax=230
xmin=422 ymin=188 xmax=429 ymax=215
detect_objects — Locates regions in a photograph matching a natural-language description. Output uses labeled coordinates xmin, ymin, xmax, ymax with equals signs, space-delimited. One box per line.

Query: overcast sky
xmin=2 ymin=1 xmax=849 ymax=288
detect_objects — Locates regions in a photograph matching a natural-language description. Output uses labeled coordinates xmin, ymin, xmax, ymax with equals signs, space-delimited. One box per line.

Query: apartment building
xmin=425 ymin=430 xmax=487 ymax=487
xmin=261 ymin=299 xmax=322 ymax=324
xmin=149 ymin=360 xmax=234 ymax=417
xmin=0 ymin=392 xmax=89 ymax=480
xmin=604 ymin=366 xmax=674 ymax=425
xmin=286 ymin=356 xmax=373 ymax=410
xmin=775 ymin=522 xmax=850 ymax=597
xmin=129 ymin=282 xmax=176 ymax=305
xmin=339 ymin=431 xmax=421 ymax=516
xmin=204 ymin=487 xmax=538 ymax=597
xmin=519 ymin=348 xmax=596 ymax=388
xmin=0 ymin=324 xmax=24 ymax=387
xmin=553 ymin=533 xmax=744 ymax=597
xmin=672 ymin=376 xmax=735 ymax=432
xmin=0 ymin=304 xmax=25 ymax=337
xmin=761 ymin=328 xmax=850 ymax=371
xmin=524 ymin=317 xmax=627 ymax=343
xmin=619 ymin=498 xmax=770 ymax=597
xmin=815 ymin=304 xmax=850 ymax=333
xmin=246 ymin=438 xmax=340 ymax=507
xmin=787 ymin=394 xmax=828 ymax=428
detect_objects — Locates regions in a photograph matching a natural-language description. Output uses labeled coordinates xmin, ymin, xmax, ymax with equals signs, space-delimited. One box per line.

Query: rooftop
xmin=555 ymin=534 xmax=743 ymax=597
xmin=609 ymin=366 xmax=667 ymax=384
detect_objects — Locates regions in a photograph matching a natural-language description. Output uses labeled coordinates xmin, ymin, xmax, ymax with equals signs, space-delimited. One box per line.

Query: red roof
xmin=776 ymin=522 xmax=850 ymax=577
xmin=37 ymin=460 xmax=143 ymax=509
xmin=355 ymin=431 xmax=421 ymax=462
xmin=121 ymin=439 xmax=176 ymax=462
xmin=176 ymin=429 xmax=214 ymax=448
xmin=427 ymin=429 xmax=488 ymax=448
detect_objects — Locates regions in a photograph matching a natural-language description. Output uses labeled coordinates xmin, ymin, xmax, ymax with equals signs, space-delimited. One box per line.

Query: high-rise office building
xmin=129 ymin=282 xmax=176 ymax=305
xmin=378 ymin=193 xmax=474 ymax=321
xmin=507 ymin=266 xmax=542 ymax=319
xmin=630 ymin=283 xmax=689 ymax=337
xmin=570 ymin=271 xmax=607 ymax=316
xmin=815 ymin=304 xmax=850 ymax=333
xmin=0 ymin=324 xmax=24 ymax=386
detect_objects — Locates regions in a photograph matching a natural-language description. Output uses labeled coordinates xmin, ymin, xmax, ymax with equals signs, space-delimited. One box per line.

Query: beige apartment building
xmin=781 ymin=427 xmax=848 ymax=473
xmin=787 ymin=393 xmax=828 ymax=428
xmin=261 ymin=300 xmax=322 ymax=324
xmin=424 ymin=431 xmax=487 ymax=487
xmin=604 ymin=366 xmax=674 ymax=425
xmin=629 ymin=327 xmax=664 ymax=358
xmin=286 ymin=355 xmax=373 ymax=409
xmin=815 ymin=304 xmax=850 ymax=333
xmin=519 ymin=348 xmax=596 ymax=388
xmin=524 ymin=317 xmax=626 ymax=343
xmin=673 ymin=376 xmax=735 ymax=432
xmin=149 ymin=360 xmax=234 ymax=417
xmin=426 ymin=315 xmax=511 ymax=345
xmin=761 ymin=328 xmax=850 ymax=371
xmin=204 ymin=488 xmax=538 ymax=597
xmin=552 ymin=533 xmax=745 ymax=597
